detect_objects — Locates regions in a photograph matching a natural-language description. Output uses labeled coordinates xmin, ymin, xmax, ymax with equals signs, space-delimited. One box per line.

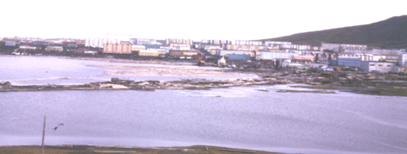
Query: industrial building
xmin=360 ymin=61 xmax=396 ymax=73
xmin=337 ymin=57 xmax=361 ymax=67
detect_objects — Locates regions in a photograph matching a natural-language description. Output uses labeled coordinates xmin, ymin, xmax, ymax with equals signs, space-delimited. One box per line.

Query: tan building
xmin=103 ymin=41 xmax=132 ymax=54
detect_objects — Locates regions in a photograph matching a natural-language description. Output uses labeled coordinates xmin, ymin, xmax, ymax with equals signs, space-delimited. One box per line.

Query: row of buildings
xmin=1 ymin=36 xmax=406 ymax=73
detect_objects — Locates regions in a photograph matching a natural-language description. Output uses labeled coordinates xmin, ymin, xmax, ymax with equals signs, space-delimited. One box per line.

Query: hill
xmin=260 ymin=15 xmax=407 ymax=49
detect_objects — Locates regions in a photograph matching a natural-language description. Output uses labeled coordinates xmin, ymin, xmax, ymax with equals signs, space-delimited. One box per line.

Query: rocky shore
xmin=1 ymin=69 xmax=407 ymax=96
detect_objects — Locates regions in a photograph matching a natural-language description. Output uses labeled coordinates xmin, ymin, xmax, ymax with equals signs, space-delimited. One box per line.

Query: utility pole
xmin=41 ymin=116 xmax=46 ymax=154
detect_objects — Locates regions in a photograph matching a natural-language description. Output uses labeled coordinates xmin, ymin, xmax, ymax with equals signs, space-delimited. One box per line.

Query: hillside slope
xmin=260 ymin=15 xmax=407 ymax=49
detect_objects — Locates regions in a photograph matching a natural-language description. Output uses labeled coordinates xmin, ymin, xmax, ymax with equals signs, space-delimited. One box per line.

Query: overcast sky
xmin=1 ymin=0 xmax=406 ymax=40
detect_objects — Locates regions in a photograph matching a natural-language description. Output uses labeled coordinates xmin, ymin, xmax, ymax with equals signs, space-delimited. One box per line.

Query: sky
xmin=1 ymin=0 xmax=406 ymax=40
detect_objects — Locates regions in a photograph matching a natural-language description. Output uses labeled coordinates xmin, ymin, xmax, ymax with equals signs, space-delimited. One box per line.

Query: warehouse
xmin=337 ymin=57 xmax=361 ymax=68
xmin=256 ymin=51 xmax=294 ymax=61
xmin=360 ymin=61 xmax=396 ymax=73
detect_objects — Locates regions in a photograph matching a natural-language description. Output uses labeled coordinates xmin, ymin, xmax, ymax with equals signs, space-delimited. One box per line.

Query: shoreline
xmin=0 ymin=145 xmax=284 ymax=154
xmin=1 ymin=55 xmax=407 ymax=96
xmin=1 ymin=75 xmax=407 ymax=96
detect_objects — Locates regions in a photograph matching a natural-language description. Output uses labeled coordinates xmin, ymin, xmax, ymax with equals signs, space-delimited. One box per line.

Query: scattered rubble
xmin=1 ymin=71 xmax=407 ymax=96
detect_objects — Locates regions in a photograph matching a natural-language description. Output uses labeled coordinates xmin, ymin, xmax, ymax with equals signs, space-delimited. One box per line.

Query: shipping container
xmin=227 ymin=54 xmax=251 ymax=60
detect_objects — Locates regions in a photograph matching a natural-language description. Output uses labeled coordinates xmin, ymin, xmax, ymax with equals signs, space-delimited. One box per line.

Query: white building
xmin=360 ymin=61 xmax=396 ymax=73
xmin=399 ymin=53 xmax=407 ymax=67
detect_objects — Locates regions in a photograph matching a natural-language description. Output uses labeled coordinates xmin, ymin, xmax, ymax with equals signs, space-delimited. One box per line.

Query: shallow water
xmin=0 ymin=55 xmax=256 ymax=85
xmin=1 ymin=56 xmax=407 ymax=154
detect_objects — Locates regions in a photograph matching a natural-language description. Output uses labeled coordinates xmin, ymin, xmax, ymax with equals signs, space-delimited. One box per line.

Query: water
xmin=1 ymin=56 xmax=407 ymax=154
xmin=0 ymin=55 xmax=256 ymax=85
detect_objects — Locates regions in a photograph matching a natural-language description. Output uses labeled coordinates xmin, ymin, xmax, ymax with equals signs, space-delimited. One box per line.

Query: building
xmin=86 ymin=38 xmax=107 ymax=48
xmin=45 ymin=46 xmax=63 ymax=52
xmin=129 ymin=38 xmax=156 ymax=45
xmin=264 ymin=41 xmax=291 ymax=46
xmin=227 ymin=54 xmax=251 ymax=60
xmin=131 ymin=45 xmax=146 ymax=52
xmin=75 ymin=39 xmax=86 ymax=46
xmin=337 ymin=57 xmax=361 ymax=67
xmin=291 ymin=55 xmax=314 ymax=63
xmin=103 ymin=41 xmax=132 ymax=54
xmin=322 ymin=43 xmax=367 ymax=52
xmin=166 ymin=38 xmax=193 ymax=46
xmin=256 ymin=51 xmax=294 ymax=61
xmin=19 ymin=45 xmax=38 ymax=50
xmin=225 ymin=45 xmax=278 ymax=51
xmin=360 ymin=61 xmax=396 ymax=73
xmin=400 ymin=53 xmax=407 ymax=67
xmin=138 ymin=49 xmax=166 ymax=57
xmin=62 ymin=42 xmax=78 ymax=52
xmin=219 ymin=50 xmax=255 ymax=58
xmin=170 ymin=44 xmax=190 ymax=50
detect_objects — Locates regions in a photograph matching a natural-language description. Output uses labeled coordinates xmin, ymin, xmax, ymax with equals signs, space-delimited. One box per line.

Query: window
xmin=378 ymin=64 xmax=383 ymax=66
xmin=387 ymin=65 xmax=392 ymax=67
xmin=370 ymin=64 xmax=375 ymax=66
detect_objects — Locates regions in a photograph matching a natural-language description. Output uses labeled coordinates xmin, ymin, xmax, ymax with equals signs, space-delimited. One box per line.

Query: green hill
xmin=260 ymin=15 xmax=407 ymax=49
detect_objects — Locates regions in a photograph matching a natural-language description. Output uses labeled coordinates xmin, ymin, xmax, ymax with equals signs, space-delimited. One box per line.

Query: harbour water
xmin=1 ymin=56 xmax=407 ymax=154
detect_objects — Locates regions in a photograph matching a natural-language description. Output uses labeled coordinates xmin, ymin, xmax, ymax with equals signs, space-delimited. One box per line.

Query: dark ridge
xmin=259 ymin=15 xmax=407 ymax=49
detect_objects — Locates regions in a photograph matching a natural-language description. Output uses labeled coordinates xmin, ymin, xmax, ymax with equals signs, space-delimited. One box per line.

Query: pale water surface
xmin=0 ymin=56 xmax=406 ymax=154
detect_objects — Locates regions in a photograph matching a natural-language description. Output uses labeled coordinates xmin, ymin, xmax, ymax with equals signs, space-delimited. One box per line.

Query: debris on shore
xmin=1 ymin=70 xmax=407 ymax=96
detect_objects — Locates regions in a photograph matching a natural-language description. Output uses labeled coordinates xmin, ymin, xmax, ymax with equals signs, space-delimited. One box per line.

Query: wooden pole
xmin=41 ymin=116 xmax=46 ymax=154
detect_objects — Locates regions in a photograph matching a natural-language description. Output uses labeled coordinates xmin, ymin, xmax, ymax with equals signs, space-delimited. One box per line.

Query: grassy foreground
xmin=0 ymin=145 xmax=284 ymax=154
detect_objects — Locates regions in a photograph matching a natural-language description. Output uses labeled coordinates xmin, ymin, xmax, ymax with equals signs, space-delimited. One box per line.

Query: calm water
xmin=1 ymin=56 xmax=407 ymax=154
xmin=0 ymin=55 xmax=255 ymax=85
